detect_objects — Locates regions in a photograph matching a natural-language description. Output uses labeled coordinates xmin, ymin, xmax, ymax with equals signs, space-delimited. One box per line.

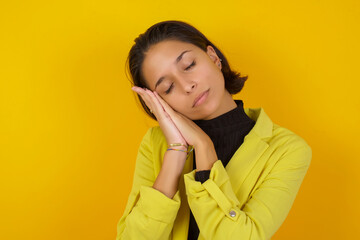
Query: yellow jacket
xmin=116 ymin=106 xmax=312 ymax=240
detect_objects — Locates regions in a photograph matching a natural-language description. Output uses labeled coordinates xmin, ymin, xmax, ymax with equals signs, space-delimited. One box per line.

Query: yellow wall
xmin=1 ymin=1 xmax=359 ymax=239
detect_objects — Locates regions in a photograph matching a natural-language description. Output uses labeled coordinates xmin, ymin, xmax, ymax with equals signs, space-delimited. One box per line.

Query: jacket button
xmin=229 ymin=210 xmax=236 ymax=217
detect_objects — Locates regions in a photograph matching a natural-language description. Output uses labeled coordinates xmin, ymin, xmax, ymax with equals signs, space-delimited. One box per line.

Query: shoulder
xmin=247 ymin=106 xmax=311 ymax=157
xmin=144 ymin=126 xmax=166 ymax=143
xmin=268 ymin=123 xmax=312 ymax=167
xmin=271 ymin=123 xmax=311 ymax=150
xmin=139 ymin=126 xmax=167 ymax=154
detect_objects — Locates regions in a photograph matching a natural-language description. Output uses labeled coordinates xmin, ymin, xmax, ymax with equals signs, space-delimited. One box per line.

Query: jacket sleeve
xmin=195 ymin=170 xmax=211 ymax=183
xmin=183 ymin=141 xmax=312 ymax=240
xmin=116 ymin=127 xmax=181 ymax=240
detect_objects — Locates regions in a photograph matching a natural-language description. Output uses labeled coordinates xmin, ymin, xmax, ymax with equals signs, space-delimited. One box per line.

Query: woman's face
xmin=142 ymin=40 xmax=236 ymax=120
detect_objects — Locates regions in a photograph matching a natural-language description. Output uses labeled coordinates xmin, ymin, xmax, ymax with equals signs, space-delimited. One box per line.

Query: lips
xmin=193 ymin=89 xmax=209 ymax=107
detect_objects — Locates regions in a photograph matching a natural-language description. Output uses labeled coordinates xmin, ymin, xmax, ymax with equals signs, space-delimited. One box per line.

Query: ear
xmin=206 ymin=45 xmax=222 ymax=69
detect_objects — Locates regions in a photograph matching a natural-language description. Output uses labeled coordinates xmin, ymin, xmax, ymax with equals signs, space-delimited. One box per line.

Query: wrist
xmin=167 ymin=143 xmax=193 ymax=160
xmin=194 ymin=140 xmax=218 ymax=171
xmin=195 ymin=137 xmax=213 ymax=150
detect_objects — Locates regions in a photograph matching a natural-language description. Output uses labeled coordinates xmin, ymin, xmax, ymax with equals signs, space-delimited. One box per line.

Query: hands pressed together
xmin=131 ymin=86 xmax=212 ymax=151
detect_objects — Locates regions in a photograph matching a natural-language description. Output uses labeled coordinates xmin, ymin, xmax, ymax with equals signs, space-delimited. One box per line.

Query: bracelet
xmin=168 ymin=143 xmax=187 ymax=148
xmin=167 ymin=143 xmax=194 ymax=159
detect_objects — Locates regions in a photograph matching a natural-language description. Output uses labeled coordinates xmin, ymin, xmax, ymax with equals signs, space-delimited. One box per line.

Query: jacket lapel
xmin=171 ymin=107 xmax=273 ymax=239
xmin=225 ymin=107 xmax=273 ymax=207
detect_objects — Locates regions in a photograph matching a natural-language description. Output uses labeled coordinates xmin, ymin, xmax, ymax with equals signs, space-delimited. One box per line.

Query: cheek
xmin=165 ymin=96 xmax=191 ymax=114
xmin=200 ymin=63 xmax=223 ymax=85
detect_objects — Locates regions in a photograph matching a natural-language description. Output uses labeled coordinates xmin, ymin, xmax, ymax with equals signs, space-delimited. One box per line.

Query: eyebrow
xmin=154 ymin=50 xmax=192 ymax=90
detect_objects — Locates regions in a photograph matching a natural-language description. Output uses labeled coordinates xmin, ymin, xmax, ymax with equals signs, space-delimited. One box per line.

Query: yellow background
xmin=1 ymin=1 xmax=359 ymax=239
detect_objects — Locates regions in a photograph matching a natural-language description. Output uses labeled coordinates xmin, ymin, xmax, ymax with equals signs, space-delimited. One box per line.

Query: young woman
xmin=116 ymin=20 xmax=312 ymax=240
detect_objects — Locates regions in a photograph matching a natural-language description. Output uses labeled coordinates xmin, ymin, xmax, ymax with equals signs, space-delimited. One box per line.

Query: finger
xmin=153 ymin=91 xmax=179 ymax=117
xmin=147 ymin=90 xmax=176 ymax=120
xmin=146 ymin=89 xmax=165 ymax=112
xmin=133 ymin=87 xmax=170 ymax=120
xmin=153 ymin=92 xmax=192 ymax=144
xmin=132 ymin=87 xmax=155 ymax=113
xmin=143 ymin=88 xmax=169 ymax=119
xmin=153 ymin=91 xmax=191 ymax=128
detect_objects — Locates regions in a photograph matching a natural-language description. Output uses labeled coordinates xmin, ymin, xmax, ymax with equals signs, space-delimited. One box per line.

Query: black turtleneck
xmin=187 ymin=99 xmax=256 ymax=240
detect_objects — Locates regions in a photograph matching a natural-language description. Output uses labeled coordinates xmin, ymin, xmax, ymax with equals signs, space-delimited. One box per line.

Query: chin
xmin=203 ymin=97 xmax=223 ymax=120
xmin=190 ymin=102 xmax=218 ymax=120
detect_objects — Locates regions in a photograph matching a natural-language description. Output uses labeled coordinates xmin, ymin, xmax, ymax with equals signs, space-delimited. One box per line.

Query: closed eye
xmin=165 ymin=60 xmax=196 ymax=95
xmin=165 ymin=83 xmax=174 ymax=94
xmin=185 ymin=60 xmax=196 ymax=71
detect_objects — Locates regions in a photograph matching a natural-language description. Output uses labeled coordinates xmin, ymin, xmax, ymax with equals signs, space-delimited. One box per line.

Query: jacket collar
xmin=243 ymin=107 xmax=273 ymax=139
xmin=182 ymin=106 xmax=274 ymax=174
xmin=173 ymin=107 xmax=274 ymax=239
xmin=225 ymin=106 xmax=273 ymax=203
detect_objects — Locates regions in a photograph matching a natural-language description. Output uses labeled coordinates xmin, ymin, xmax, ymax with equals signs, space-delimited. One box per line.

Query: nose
xmin=174 ymin=72 xmax=197 ymax=94
xmin=182 ymin=79 xmax=196 ymax=94
xmin=187 ymin=83 xmax=196 ymax=93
